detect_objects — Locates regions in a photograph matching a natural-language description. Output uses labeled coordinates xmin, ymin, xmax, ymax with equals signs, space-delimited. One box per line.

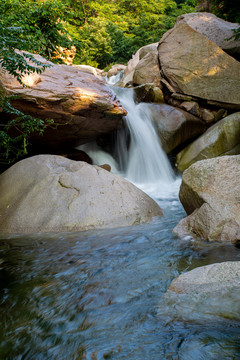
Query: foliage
xmin=0 ymin=0 xmax=72 ymax=59
xmin=66 ymin=0 xmax=197 ymax=67
xmin=0 ymin=0 xmax=62 ymax=164
xmin=208 ymin=0 xmax=240 ymax=40
xmin=0 ymin=95 xmax=53 ymax=164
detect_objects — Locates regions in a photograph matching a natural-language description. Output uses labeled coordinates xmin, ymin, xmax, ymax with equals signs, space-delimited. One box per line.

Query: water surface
xmin=1 ymin=197 xmax=239 ymax=360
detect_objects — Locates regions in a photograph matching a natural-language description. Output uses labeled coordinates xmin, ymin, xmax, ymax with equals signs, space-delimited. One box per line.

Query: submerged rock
xmin=163 ymin=262 xmax=240 ymax=321
xmin=0 ymin=52 xmax=126 ymax=151
xmin=176 ymin=112 xmax=240 ymax=171
xmin=174 ymin=155 xmax=240 ymax=244
xmin=158 ymin=23 xmax=240 ymax=110
xmin=0 ymin=155 xmax=162 ymax=234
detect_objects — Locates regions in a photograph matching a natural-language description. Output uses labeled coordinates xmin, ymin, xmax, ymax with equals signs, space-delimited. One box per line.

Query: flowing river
xmin=0 ymin=80 xmax=240 ymax=359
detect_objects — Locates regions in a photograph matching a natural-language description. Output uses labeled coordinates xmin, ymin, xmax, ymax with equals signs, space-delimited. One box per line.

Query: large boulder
xmin=120 ymin=43 xmax=159 ymax=87
xmin=0 ymin=52 xmax=126 ymax=150
xmin=132 ymin=51 xmax=161 ymax=87
xmin=176 ymin=13 xmax=240 ymax=57
xmin=158 ymin=23 xmax=240 ymax=110
xmin=146 ymin=103 xmax=205 ymax=153
xmin=0 ymin=155 xmax=162 ymax=234
xmin=163 ymin=262 xmax=240 ymax=321
xmin=174 ymin=155 xmax=240 ymax=244
xmin=176 ymin=112 xmax=240 ymax=171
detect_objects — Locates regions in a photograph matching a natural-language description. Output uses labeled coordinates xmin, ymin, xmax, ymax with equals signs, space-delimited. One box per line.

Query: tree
xmin=0 ymin=0 xmax=71 ymax=164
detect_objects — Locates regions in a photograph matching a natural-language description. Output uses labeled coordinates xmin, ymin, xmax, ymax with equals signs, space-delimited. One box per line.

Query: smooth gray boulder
xmin=0 ymin=155 xmax=162 ymax=234
xmin=174 ymin=155 xmax=240 ymax=244
xmin=162 ymin=262 xmax=240 ymax=321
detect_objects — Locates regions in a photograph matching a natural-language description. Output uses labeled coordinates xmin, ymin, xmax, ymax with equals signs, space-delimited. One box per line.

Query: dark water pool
xmin=0 ymin=199 xmax=240 ymax=359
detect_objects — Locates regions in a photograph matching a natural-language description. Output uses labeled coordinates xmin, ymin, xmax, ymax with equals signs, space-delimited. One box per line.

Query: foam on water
xmin=80 ymin=74 xmax=180 ymax=201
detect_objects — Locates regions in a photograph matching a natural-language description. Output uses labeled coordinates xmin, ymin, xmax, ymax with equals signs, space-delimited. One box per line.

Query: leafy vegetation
xmin=208 ymin=0 xmax=240 ymax=39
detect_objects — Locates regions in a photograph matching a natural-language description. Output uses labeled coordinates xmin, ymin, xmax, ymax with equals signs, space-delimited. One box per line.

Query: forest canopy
xmin=0 ymin=0 xmax=198 ymax=69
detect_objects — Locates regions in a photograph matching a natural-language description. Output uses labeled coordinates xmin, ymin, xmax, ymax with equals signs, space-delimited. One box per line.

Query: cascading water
xmin=79 ymin=74 xmax=180 ymax=199
xmin=104 ymin=75 xmax=179 ymax=199
xmin=113 ymin=86 xmax=176 ymax=198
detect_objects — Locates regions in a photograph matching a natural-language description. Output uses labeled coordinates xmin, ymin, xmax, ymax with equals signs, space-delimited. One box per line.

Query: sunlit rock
xmin=176 ymin=12 xmax=240 ymax=57
xmin=0 ymin=155 xmax=162 ymax=234
xmin=174 ymin=155 xmax=240 ymax=244
xmin=158 ymin=23 xmax=240 ymax=110
xmin=176 ymin=112 xmax=240 ymax=171
xmin=162 ymin=262 xmax=240 ymax=321
xmin=0 ymin=52 xmax=126 ymax=151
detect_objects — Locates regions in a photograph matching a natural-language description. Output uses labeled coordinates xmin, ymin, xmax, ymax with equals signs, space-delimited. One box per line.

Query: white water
xmin=106 ymin=71 xmax=124 ymax=85
xmin=79 ymin=75 xmax=180 ymax=200
xmin=113 ymin=86 xmax=178 ymax=199
xmin=78 ymin=142 xmax=119 ymax=174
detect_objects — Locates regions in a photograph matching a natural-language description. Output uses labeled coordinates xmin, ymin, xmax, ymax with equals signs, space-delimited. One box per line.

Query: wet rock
xmin=176 ymin=112 xmax=240 ymax=171
xmin=0 ymin=155 xmax=162 ymax=234
xmin=147 ymin=103 xmax=205 ymax=153
xmin=158 ymin=23 xmax=240 ymax=110
xmin=107 ymin=64 xmax=126 ymax=78
xmin=0 ymin=52 xmax=126 ymax=151
xmin=134 ymin=84 xmax=164 ymax=104
xmin=163 ymin=262 xmax=240 ymax=321
xmin=174 ymin=155 xmax=240 ymax=244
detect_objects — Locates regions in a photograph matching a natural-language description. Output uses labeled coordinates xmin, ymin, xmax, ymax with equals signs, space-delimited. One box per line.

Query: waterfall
xmin=113 ymin=86 xmax=176 ymax=198
xmin=78 ymin=75 xmax=178 ymax=199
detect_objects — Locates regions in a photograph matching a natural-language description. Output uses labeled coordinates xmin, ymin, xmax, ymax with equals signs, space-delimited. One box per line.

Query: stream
xmin=0 ymin=79 xmax=240 ymax=359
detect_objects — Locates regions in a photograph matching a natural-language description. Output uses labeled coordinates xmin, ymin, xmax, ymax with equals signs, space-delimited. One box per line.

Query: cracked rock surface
xmin=0 ymin=155 xmax=162 ymax=234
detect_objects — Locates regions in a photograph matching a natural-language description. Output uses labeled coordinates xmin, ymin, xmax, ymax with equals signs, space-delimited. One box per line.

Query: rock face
xmin=164 ymin=262 xmax=240 ymax=321
xmin=120 ymin=43 xmax=159 ymax=87
xmin=176 ymin=13 xmax=240 ymax=57
xmin=0 ymin=155 xmax=162 ymax=234
xmin=0 ymin=52 xmax=126 ymax=150
xmin=146 ymin=103 xmax=205 ymax=153
xmin=133 ymin=51 xmax=161 ymax=86
xmin=174 ymin=155 xmax=240 ymax=244
xmin=158 ymin=23 xmax=240 ymax=109
xmin=134 ymin=84 xmax=164 ymax=104
xmin=176 ymin=112 xmax=240 ymax=171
